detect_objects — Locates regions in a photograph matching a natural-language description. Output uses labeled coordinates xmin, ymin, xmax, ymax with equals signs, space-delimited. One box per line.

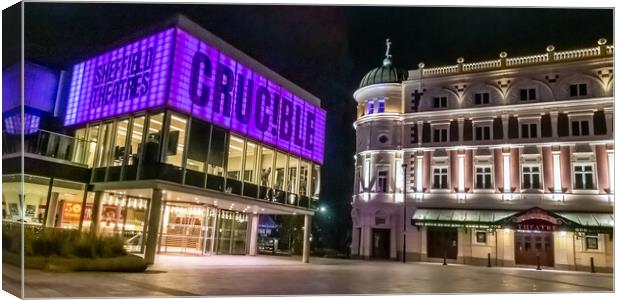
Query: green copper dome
xmin=359 ymin=39 xmax=405 ymax=88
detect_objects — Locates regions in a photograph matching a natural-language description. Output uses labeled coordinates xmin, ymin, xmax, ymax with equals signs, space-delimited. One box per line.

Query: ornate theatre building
xmin=350 ymin=39 xmax=614 ymax=272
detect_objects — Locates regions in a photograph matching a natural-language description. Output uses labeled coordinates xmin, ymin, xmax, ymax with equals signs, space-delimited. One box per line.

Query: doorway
xmin=514 ymin=231 xmax=554 ymax=267
xmin=371 ymin=228 xmax=390 ymax=259
xmin=427 ymin=227 xmax=458 ymax=259
xmin=158 ymin=202 xmax=216 ymax=255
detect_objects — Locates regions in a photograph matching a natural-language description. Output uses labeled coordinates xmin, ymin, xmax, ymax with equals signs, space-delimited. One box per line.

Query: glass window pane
xmin=244 ymin=141 xmax=258 ymax=183
xmin=288 ymin=156 xmax=299 ymax=194
xmin=96 ymin=122 xmax=115 ymax=167
xmin=111 ymin=119 xmax=129 ymax=166
xmin=128 ymin=116 xmax=145 ymax=166
xmin=311 ymin=164 xmax=320 ymax=197
xmin=144 ymin=113 xmax=164 ymax=164
xmin=186 ymin=119 xmax=210 ymax=172
xmin=226 ymin=135 xmax=244 ymax=180
xmin=166 ymin=114 xmax=187 ymax=167
xmin=274 ymin=152 xmax=287 ymax=190
xmin=259 ymin=146 xmax=274 ymax=187
xmin=51 ymin=179 xmax=86 ymax=229
xmin=300 ymin=160 xmax=310 ymax=196
xmin=207 ymin=127 xmax=227 ymax=176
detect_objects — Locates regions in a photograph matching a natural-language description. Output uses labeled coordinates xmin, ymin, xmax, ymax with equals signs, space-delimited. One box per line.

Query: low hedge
xmin=3 ymin=251 xmax=147 ymax=272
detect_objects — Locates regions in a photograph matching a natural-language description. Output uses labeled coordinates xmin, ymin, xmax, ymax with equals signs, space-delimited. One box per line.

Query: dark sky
xmin=19 ymin=3 xmax=613 ymax=251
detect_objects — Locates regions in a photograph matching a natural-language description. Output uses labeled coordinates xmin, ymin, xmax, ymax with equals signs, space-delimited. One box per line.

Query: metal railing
xmin=3 ymin=130 xmax=96 ymax=167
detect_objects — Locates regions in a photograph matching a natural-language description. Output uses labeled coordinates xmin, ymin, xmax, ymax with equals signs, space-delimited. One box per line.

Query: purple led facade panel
xmin=65 ymin=27 xmax=325 ymax=164
xmin=4 ymin=113 xmax=41 ymax=135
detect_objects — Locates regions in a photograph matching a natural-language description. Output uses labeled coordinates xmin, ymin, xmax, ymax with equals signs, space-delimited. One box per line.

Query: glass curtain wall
xmin=243 ymin=140 xmax=258 ymax=198
xmin=259 ymin=146 xmax=274 ymax=200
xmin=225 ymin=135 xmax=244 ymax=195
xmin=185 ymin=119 xmax=211 ymax=187
xmin=125 ymin=115 xmax=145 ymax=180
xmin=97 ymin=193 xmax=149 ymax=253
xmin=287 ymin=157 xmax=299 ymax=205
xmin=141 ymin=112 xmax=164 ymax=179
xmin=108 ymin=119 xmax=129 ymax=181
xmin=215 ymin=210 xmax=248 ymax=255
xmin=274 ymin=152 xmax=288 ymax=203
xmin=207 ymin=127 xmax=227 ymax=191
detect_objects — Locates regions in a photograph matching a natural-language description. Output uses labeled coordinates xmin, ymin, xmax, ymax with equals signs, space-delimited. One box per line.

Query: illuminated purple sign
xmin=5 ymin=113 xmax=41 ymax=135
xmin=65 ymin=27 xmax=325 ymax=164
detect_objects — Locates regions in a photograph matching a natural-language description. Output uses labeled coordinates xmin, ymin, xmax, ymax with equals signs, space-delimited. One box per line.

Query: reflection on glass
xmin=51 ymin=179 xmax=86 ymax=229
xmin=2 ymin=175 xmax=49 ymax=225
xmin=226 ymin=135 xmax=244 ymax=180
xmin=274 ymin=152 xmax=287 ymax=190
xmin=96 ymin=122 xmax=114 ymax=167
xmin=85 ymin=125 xmax=100 ymax=167
xmin=244 ymin=141 xmax=258 ymax=183
xmin=98 ymin=193 xmax=148 ymax=253
xmin=144 ymin=113 xmax=163 ymax=164
xmin=111 ymin=119 xmax=129 ymax=166
xmin=311 ymin=164 xmax=320 ymax=197
xmin=128 ymin=116 xmax=145 ymax=166
xmin=166 ymin=113 xmax=187 ymax=167
xmin=260 ymin=146 xmax=274 ymax=187
xmin=207 ymin=127 xmax=227 ymax=176
xmin=186 ymin=119 xmax=210 ymax=172
xmin=287 ymin=156 xmax=298 ymax=194
xmin=300 ymin=160 xmax=310 ymax=196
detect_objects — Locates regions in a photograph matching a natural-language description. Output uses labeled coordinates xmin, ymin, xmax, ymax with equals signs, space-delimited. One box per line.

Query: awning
xmin=411 ymin=208 xmax=614 ymax=233
xmin=411 ymin=209 xmax=518 ymax=229
xmin=555 ymin=212 xmax=614 ymax=233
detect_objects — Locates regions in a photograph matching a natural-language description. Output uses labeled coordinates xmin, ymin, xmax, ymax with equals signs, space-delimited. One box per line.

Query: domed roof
xmin=359 ymin=59 xmax=405 ymax=88
xmin=359 ymin=39 xmax=405 ymax=88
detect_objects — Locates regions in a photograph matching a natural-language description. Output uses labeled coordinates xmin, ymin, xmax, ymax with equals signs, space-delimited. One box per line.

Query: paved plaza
xmin=2 ymin=255 xmax=614 ymax=298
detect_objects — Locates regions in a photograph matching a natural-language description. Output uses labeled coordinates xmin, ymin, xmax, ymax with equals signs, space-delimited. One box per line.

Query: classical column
xmin=89 ymin=191 xmax=103 ymax=234
xmin=604 ymin=108 xmax=613 ymax=136
xmin=249 ymin=214 xmax=260 ymax=256
xmin=416 ymin=154 xmax=423 ymax=192
xmin=417 ymin=121 xmax=423 ymax=146
xmin=302 ymin=214 xmax=312 ymax=263
xmin=503 ymin=151 xmax=511 ymax=193
xmin=458 ymin=117 xmax=464 ymax=143
xmin=550 ymin=111 xmax=559 ymax=139
xmin=458 ymin=153 xmax=465 ymax=192
xmin=502 ymin=114 xmax=509 ymax=142
xmin=144 ymin=188 xmax=163 ymax=265
xmin=608 ymin=149 xmax=614 ymax=193
xmin=552 ymin=150 xmax=562 ymax=193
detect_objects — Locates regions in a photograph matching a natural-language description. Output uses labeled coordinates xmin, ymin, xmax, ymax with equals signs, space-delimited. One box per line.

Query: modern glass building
xmin=2 ymin=15 xmax=325 ymax=264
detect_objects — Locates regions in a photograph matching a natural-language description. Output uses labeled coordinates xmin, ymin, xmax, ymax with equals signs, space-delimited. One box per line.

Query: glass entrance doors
xmin=158 ymin=202 xmax=217 ymax=255
xmin=157 ymin=202 xmax=249 ymax=256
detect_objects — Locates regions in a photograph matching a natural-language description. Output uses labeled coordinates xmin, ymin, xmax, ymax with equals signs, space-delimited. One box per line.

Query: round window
xmin=378 ymin=135 xmax=389 ymax=143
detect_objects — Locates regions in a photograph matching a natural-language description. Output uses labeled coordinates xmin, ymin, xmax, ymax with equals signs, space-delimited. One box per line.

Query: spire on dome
xmin=383 ymin=38 xmax=392 ymax=66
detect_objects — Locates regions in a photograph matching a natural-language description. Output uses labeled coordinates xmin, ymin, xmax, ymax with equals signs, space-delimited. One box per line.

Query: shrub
xmin=2 ymin=223 xmax=128 ymax=258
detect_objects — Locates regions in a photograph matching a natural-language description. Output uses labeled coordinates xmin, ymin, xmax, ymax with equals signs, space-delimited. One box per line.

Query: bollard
xmin=536 ymin=253 xmax=542 ymax=270
xmin=590 ymin=257 xmax=595 ymax=273
xmin=443 ymin=250 xmax=448 ymax=266
xmin=487 ymin=253 xmax=492 ymax=268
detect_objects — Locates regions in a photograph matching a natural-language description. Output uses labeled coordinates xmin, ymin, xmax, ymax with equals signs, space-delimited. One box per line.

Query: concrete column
xmin=249 ymin=214 xmax=259 ymax=256
xmin=552 ymin=150 xmax=562 ymax=193
xmin=608 ymin=150 xmax=614 ymax=193
xmin=550 ymin=111 xmax=559 ymax=139
xmin=89 ymin=191 xmax=103 ymax=234
xmin=302 ymin=214 xmax=312 ymax=263
xmin=45 ymin=192 xmax=60 ymax=227
xmin=145 ymin=188 xmax=163 ymax=265
xmin=502 ymin=114 xmax=509 ymax=142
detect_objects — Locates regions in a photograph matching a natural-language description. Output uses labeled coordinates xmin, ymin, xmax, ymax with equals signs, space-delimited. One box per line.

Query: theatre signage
xmin=65 ymin=27 xmax=326 ymax=163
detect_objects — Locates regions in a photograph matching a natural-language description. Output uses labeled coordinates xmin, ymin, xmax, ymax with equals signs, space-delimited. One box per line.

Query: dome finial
xmin=383 ymin=38 xmax=392 ymax=66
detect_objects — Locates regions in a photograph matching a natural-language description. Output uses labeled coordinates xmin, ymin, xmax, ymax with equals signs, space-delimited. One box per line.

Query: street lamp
xmin=319 ymin=206 xmax=326 ymax=213
xmin=402 ymin=163 xmax=407 ymax=263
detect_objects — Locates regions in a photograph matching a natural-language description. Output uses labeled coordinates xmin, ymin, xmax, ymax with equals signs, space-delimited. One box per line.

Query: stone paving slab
xmin=2 ymin=255 xmax=613 ymax=298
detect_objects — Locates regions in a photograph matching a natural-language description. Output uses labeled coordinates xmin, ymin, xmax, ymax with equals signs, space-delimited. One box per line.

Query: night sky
xmin=16 ymin=3 xmax=613 ymax=252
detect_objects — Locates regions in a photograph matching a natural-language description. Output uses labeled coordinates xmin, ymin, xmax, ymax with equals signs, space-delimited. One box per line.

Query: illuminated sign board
xmin=65 ymin=27 xmax=325 ymax=163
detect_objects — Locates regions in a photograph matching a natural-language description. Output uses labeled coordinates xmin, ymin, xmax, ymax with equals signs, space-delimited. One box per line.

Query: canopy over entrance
xmin=412 ymin=207 xmax=613 ymax=233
